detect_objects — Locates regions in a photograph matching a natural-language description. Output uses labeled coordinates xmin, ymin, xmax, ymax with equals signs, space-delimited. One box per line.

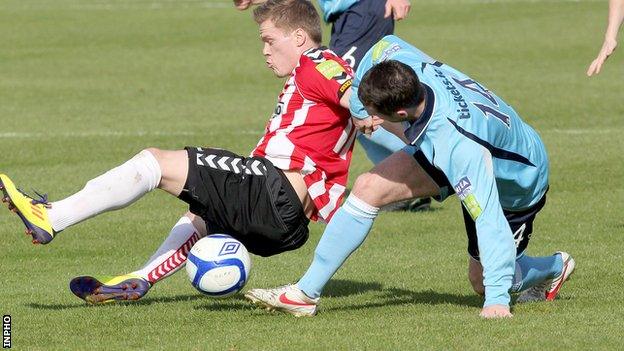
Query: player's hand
xmin=353 ymin=116 xmax=375 ymax=136
xmin=384 ymin=0 xmax=411 ymax=21
xmin=233 ymin=0 xmax=253 ymax=10
xmin=587 ymin=38 xmax=618 ymax=76
xmin=353 ymin=116 xmax=383 ymax=136
xmin=479 ymin=304 xmax=513 ymax=319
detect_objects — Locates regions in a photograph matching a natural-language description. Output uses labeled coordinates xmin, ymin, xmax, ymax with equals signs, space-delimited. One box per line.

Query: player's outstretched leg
xmin=1 ymin=148 xmax=188 ymax=245
xmin=245 ymin=284 xmax=319 ymax=317
xmin=70 ymin=212 xmax=207 ymax=304
xmin=516 ymin=251 xmax=576 ymax=303
xmin=244 ymin=193 xmax=379 ymax=316
xmin=0 ymin=174 xmax=55 ymax=244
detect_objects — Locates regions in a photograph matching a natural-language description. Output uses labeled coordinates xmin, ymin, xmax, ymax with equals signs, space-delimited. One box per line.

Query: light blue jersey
xmin=350 ymin=35 xmax=550 ymax=306
xmin=317 ymin=0 xmax=359 ymax=22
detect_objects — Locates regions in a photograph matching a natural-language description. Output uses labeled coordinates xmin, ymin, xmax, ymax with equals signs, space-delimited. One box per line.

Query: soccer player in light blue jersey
xmin=245 ymin=35 xmax=576 ymax=318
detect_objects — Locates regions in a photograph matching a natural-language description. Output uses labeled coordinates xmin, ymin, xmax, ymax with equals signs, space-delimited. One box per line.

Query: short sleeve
xmin=295 ymin=56 xmax=353 ymax=106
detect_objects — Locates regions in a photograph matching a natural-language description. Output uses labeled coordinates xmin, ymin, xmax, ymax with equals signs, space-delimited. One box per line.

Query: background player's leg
xmin=356 ymin=127 xmax=406 ymax=165
xmin=132 ymin=212 xmax=208 ymax=284
xmin=48 ymin=148 xmax=188 ymax=232
xmin=297 ymin=150 xmax=440 ymax=298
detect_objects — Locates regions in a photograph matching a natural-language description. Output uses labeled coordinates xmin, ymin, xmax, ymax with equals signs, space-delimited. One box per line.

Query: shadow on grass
xmin=25 ymin=294 xmax=205 ymax=310
xmin=194 ymin=295 xmax=258 ymax=312
xmin=324 ymin=279 xmax=480 ymax=308
xmin=26 ymin=281 xmax=481 ymax=313
xmin=323 ymin=279 xmax=384 ymax=297
xmin=198 ymin=279 xmax=479 ymax=315
xmin=323 ymin=280 xmax=479 ymax=313
xmin=194 ymin=280 xmax=388 ymax=312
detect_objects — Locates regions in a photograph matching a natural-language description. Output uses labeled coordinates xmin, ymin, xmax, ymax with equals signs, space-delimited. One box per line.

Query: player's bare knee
xmin=352 ymin=172 xmax=375 ymax=193
xmin=143 ymin=147 xmax=163 ymax=163
xmin=149 ymin=149 xmax=188 ymax=196
xmin=144 ymin=148 xmax=185 ymax=176
xmin=352 ymin=172 xmax=384 ymax=205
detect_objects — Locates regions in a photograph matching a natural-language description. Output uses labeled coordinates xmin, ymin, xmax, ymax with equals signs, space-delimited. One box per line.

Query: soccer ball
xmin=186 ymin=234 xmax=251 ymax=297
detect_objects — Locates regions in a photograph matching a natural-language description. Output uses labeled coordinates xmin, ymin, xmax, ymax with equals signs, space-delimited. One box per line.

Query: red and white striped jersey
xmin=252 ymin=47 xmax=356 ymax=222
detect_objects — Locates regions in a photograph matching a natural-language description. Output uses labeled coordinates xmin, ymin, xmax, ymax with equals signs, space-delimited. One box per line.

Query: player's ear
xmin=396 ymin=109 xmax=409 ymax=119
xmin=294 ymin=28 xmax=307 ymax=47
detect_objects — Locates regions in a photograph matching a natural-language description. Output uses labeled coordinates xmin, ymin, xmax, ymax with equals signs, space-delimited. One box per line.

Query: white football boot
xmin=517 ymin=251 xmax=576 ymax=303
xmin=245 ymin=284 xmax=319 ymax=317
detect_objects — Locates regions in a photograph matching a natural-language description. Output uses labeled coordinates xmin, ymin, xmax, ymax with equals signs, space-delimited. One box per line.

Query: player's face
xmin=259 ymin=20 xmax=301 ymax=77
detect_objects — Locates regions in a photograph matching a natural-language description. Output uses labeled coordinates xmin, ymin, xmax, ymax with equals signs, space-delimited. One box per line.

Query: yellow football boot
xmin=0 ymin=174 xmax=56 ymax=244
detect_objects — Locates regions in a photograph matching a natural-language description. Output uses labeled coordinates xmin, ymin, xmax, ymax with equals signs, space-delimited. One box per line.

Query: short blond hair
xmin=253 ymin=0 xmax=322 ymax=44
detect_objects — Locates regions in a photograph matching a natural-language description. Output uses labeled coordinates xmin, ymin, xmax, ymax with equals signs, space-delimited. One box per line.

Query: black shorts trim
xmin=464 ymin=193 xmax=548 ymax=261
xmin=179 ymin=147 xmax=309 ymax=257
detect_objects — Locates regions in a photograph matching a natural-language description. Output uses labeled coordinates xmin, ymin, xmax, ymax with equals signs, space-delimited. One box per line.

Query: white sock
xmin=132 ymin=216 xmax=205 ymax=284
xmin=48 ymin=150 xmax=162 ymax=232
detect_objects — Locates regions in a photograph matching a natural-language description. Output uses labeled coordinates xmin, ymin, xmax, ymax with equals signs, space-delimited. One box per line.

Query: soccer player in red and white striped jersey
xmin=252 ymin=45 xmax=355 ymax=222
xmin=0 ymin=0 xmax=359 ymax=304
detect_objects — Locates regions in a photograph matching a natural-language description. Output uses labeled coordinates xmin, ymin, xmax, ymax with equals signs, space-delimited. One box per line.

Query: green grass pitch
xmin=1 ymin=0 xmax=623 ymax=350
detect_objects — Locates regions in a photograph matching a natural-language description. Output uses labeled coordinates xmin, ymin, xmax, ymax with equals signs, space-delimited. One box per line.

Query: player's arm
xmin=587 ymin=0 xmax=624 ymax=76
xmin=233 ymin=0 xmax=267 ymax=10
xmin=441 ymin=139 xmax=516 ymax=317
xmin=348 ymin=72 xmax=380 ymax=135
xmin=339 ymin=86 xmax=352 ymax=109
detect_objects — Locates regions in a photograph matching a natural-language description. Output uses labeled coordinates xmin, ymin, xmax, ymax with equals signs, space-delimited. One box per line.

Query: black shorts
xmin=328 ymin=0 xmax=394 ymax=69
xmin=411 ymin=149 xmax=547 ymax=261
xmin=178 ymin=147 xmax=309 ymax=257
xmin=463 ymin=194 xmax=547 ymax=261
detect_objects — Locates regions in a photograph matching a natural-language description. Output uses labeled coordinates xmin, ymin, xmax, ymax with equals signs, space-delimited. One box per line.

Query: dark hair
xmin=253 ymin=0 xmax=322 ymax=44
xmin=358 ymin=60 xmax=425 ymax=116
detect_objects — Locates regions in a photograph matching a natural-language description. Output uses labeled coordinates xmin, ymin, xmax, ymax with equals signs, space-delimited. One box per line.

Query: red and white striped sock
xmin=132 ymin=215 xmax=205 ymax=284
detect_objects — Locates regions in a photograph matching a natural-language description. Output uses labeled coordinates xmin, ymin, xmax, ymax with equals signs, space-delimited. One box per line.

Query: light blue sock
xmin=510 ymin=253 xmax=564 ymax=292
xmin=297 ymin=195 xmax=379 ymax=298
xmin=357 ymin=126 xmax=406 ymax=165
